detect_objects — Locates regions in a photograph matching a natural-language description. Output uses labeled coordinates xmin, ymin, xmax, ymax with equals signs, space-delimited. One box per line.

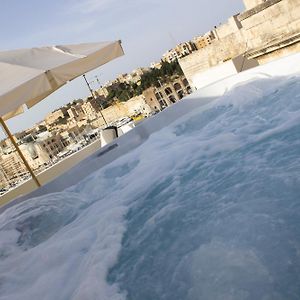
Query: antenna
xmin=95 ymin=75 xmax=101 ymax=87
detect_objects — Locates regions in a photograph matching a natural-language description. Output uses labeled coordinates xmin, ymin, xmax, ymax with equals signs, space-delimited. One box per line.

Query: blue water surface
xmin=0 ymin=75 xmax=300 ymax=300
xmin=108 ymin=76 xmax=300 ymax=300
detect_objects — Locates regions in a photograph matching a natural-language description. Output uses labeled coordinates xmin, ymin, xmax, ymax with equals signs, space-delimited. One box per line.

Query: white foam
xmin=0 ymin=68 xmax=300 ymax=299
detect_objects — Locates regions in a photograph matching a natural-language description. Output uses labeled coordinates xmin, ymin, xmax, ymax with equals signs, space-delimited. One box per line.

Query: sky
xmin=0 ymin=0 xmax=244 ymax=137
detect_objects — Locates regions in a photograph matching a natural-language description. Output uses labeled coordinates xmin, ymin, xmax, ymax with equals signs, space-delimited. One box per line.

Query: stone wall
xmin=180 ymin=0 xmax=300 ymax=87
xmin=101 ymin=104 xmax=127 ymax=124
xmin=243 ymin=0 xmax=267 ymax=10
xmin=240 ymin=0 xmax=300 ymax=52
xmin=123 ymin=95 xmax=151 ymax=116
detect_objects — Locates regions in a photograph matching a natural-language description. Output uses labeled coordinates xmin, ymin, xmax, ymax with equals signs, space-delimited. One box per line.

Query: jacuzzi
xmin=0 ymin=52 xmax=300 ymax=300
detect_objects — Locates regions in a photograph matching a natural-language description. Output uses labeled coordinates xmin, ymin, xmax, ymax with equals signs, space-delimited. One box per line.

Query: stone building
xmin=0 ymin=138 xmax=13 ymax=155
xmin=0 ymin=152 xmax=28 ymax=184
xmin=35 ymin=132 xmax=66 ymax=160
xmin=123 ymin=95 xmax=152 ymax=116
xmin=0 ymin=164 xmax=9 ymax=189
xmin=101 ymin=103 xmax=128 ymax=124
xmin=0 ymin=142 xmax=51 ymax=188
xmin=18 ymin=142 xmax=50 ymax=170
xmin=81 ymin=97 xmax=104 ymax=121
xmin=243 ymin=0 xmax=268 ymax=9
xmin=193 ymin=31 xmax=216 ymax=50
xmin=143 ymin=88 xmax=168 ymax=111
xmin=162 ymin=42 xmax=196 ymax=63
xmin=143 ymin=77 xmax=192 ymax=111
xmin=60 ymin=125 xmax=86 ymax=145
xmin=45 ymin=107 xmax=69 ymax=127
xmin=96 ymin=86 xmax=109 ymax=98
xmin=67 ymin=103 xmax=86 ymax=122
xmin=179 ymin=0 xmax=300 ymax=89
xmin=90 ymin=118 xmax=107 ymax=129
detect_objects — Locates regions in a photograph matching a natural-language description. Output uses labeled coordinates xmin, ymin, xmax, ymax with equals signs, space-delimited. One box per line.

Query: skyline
xmin=0 ymin=0 xmax=244 ymax=137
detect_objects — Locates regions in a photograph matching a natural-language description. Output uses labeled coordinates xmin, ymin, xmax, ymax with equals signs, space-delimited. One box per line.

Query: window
xmin=174 ymin=83 xmax=182 ymax=91
xmin=165 ymin=88 xmax=173 ymax=96
xmin=169 ymin=95 xmax=176 ymax=103
xmin=155 ymin=93 xmax=163 ymax=101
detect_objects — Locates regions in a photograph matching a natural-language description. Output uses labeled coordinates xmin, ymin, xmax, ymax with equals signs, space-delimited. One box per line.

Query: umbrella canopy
xmin=0 ymin=40 xmax=124 ymax=190
xmin=0 ymin=40 xmax=124 ymax=120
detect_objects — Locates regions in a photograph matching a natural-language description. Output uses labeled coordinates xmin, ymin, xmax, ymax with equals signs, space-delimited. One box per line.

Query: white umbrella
xmin=0 ymin=40 xmax=124 ymax=187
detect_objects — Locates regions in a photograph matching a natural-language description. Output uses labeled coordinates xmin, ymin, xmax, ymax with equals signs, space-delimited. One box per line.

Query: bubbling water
xmin=1 ymin=75 xmax=300 ymax=300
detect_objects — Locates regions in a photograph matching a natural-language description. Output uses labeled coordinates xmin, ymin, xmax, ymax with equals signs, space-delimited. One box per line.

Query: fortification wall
xmin=243 ymin=0 xmax=267 ymax=10
xmin=180 ymin=0 xmax=300 ymax=87
xmin=240 ymin=0 xmax=300 ymax=50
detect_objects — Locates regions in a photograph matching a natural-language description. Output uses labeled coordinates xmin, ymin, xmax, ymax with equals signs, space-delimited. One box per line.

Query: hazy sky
xmin=0 ymin=0 xmax=244 ymax=136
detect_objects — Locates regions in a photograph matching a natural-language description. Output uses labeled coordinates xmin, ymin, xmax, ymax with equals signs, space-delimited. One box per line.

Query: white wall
xmin=192 ymin=56 xmax=259 ymax=90
xmin=192 ymin=60 xmax=239 ymax=90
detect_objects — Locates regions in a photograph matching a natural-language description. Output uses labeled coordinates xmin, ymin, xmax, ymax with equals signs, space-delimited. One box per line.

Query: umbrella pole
xmin=0 ymin=117 xmax=41 ymax=188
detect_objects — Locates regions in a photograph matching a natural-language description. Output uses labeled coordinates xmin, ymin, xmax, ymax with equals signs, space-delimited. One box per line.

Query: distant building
xmin=81 ymin=97 xmax=104 ymax=121
xmin=179 ymin=0 xmax=300 ymax=89
xmin=0 ymin=164 xmax=9 ymax=189
xmin=129 ymin=68 xmax=149 ymax=83
xmin=96 ymin=86 xmax=109 ymax=98
xmin=116 ymin=73 xmax=129 ymax=84
xmin=19 ymin=141 xmax=51 ymax=170
xmin=0 ymin=152 xmax=28 ymax=184
xmin=67 ymin=102 xmax=86 ymax=122
xmin=61 ymin=125 xmax=85 ymax=145
xmin=0 ymin=139 xmax=13 ymax=155
xmin=13 ymin=131 xmax=29 ymax=144
xmin=143 ymin=88 xmax=167 ymax=111
xmin=123 ymin=95 xmax=152 ymax=116
xmin=162 ymin=42 xmax=196 ymax=63
xmin=35 ymin=132 xmax=66 ymax=160
xmin=45 ymin=107 xmax=69 ymax=127
xmin=101 ymin=103 xmax=128 ymax=124
xmin=143 ymin=76 xmax=192 ymax=111
xmin=0 ymin=141 xmax=51 ymax=188
xmin=193 ymin=31 xmax=216 ymax=50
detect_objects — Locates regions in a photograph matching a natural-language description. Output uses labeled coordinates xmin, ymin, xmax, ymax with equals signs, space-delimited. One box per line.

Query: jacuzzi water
xmin=1 ymin=75 xmax=300 ymax=300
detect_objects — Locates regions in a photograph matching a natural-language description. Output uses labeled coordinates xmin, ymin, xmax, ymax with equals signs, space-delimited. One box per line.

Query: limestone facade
xmin=193 ymin=32 xmax=216 ymax=50
xmin=0 ymin=152 xmax=28 ymax=183
xmin=123 ymin=95 xmax=152 ymax=116
xmin=179 ymin=0 xmax=300 ymax=88
xmin=45 ymin=107 xmax=68 ymax=126
xmin=243 ymin=0 xmax=268 ymax=10
xmin=81 ymin=97 xmax=104 ymax=121
xmin=35 ymin=132 xmax=66 ymax=160
xmin=162 ymin=42 xmax=196 ymax=63
xmin=101 ymin=103 xmax=127 ymax=124
xmin=143 ymin=77 xmax=192 ymax=111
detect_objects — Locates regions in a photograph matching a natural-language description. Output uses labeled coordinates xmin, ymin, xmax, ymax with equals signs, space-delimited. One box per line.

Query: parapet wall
xmin=241 ymin=0 xmax=300 ymax=52
xmin=240 ymin=0 xmax=282 ymax=19
xmin=180 ymin=0 xmax=300 ymax=88
xmin=243 ymin=0 xmax=268 ymax=10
